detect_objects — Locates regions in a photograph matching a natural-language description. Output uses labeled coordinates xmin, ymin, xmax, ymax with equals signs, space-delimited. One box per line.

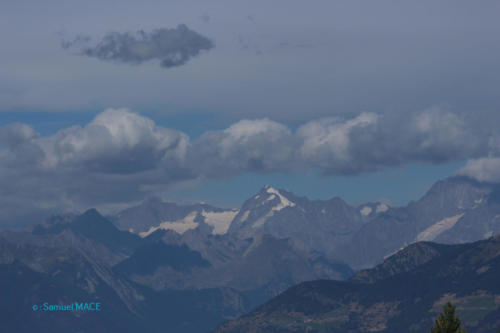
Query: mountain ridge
xmin=214 ymin=235 xmax=500 ymax=333
xmin=111 ymin=176 xmax=500 ymax=269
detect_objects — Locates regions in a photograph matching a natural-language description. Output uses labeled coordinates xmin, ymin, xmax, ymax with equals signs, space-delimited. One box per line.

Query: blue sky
xmin=171 ymin=163 xmax=466 ymax=208
xmin=1 ymin=0 xmax=499 ymax=226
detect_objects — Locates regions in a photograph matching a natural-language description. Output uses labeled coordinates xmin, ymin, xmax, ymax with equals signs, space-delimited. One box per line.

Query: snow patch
xmin=472 ymin=198 xmax=484 ymax=209
xmin=252 ymin=212 xmax=273 ymax=228
xmin=376 ymin=203 xmax=389 ymax=213
xmin=250 ymin=187 xmax=297 ymax=229
xmin=139 ymin=211 xmax=199 ymax=237
xmin=416 ymin=214 xmax=464 ymax=242
xmin=383 ymin=244 xmax=407 ymax=259
xmin=360 ymin=206 xmax=372 ymax=216
xmin=266 ymin=187 xmax=296 ymax=212
xmin=202 ymin=209 xmax=239 ymax=235
xmin=239 ymin=210 xmax=250 ymax=222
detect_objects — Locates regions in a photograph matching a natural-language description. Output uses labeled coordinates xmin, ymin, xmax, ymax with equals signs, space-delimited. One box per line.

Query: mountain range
xmin=1 ymin=175 xmax=500 ymax=332
xmin=113 ymin=176 xmax=500 ymax=269
xmin=214 ymin=235 xmax=500 ymax=332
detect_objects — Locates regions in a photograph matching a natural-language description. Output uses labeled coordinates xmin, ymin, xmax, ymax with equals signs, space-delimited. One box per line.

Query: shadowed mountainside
xmin=215 ymin=236 xmax=500 ymax=332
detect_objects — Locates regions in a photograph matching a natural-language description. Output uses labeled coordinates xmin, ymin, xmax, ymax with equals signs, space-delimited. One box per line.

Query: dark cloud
xmin=62 ymin=24 xmax=214 ymax=68
xmin=0 ymin=123 xmax=38 ymax=149
xmin=0 ymin=107 xmax=497 ymax=227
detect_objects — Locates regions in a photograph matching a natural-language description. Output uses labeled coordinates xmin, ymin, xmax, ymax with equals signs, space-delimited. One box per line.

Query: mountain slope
xmin=215 ymin=235 xmax=500 ymax=333
xmin=112 ymin=197 xmax=238 ymax=236
xmin=110 ymin=176 xmax=500 ymax=271
xmin=0 ymin=229 xmax=253 ymax=333
xmin=8 ymin=208 xmax=354 ymax=332
xmin=114 ymin=241 xmax=211 ymax=275
xmin=335 ymin=176 xmax=500 ymax=268
xmin=118 ymin=230 xmax=353 ymax=296
xmin=32 ymin=208 xmax=142 ymax=255
xmin=228 ymin=185 xmax=366 ymax=257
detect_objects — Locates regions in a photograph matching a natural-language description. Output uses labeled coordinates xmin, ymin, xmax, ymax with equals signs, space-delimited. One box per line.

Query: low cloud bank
xmin=0 ymin=107 xmax=495 ymax=225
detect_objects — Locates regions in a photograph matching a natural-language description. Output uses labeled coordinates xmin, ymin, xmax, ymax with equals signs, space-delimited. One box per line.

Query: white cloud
xmin=457 ymin=158 xmax=500 ymax=183
xmin=410 ymin=107 xmax=479 ymax=161
xmin=188 ymin=118 xmax=294 ymax=177
xmin=38 ymin=108 xmax=188 ymax=173
xmin=0 ymin=106 xmax=496 ymax=226
xmin=296 ymin=112 xmax=379 ymax=168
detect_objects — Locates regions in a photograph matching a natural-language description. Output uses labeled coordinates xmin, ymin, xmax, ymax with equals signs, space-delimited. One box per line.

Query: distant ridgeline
xmin=1 ymin=176 xmax=500 ymax=332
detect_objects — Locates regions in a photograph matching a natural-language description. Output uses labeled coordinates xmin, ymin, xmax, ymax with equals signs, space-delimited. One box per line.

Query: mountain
xmin=114 ymin=241 xmax=211 ymax=275
xmin=111 ymin=176 xmax=500 ymax=271
xmin=337 ymin=176 xmax=500 ymax=269
xmin=6 ymin=207 xmax=353 ymax=332
xmin=117 ymin=228 xmax=353 ymax=297
xmin=227 ymin=177 xmax=500 ymax=270
xmin=31 ymin=208 xmax=142 ymax=256
xmin=0 ymin=229 xmax=148 ymax=333
xmin=214 ymin=235 xmax=500 ymax=333
xmin=0 ymin=226 xmax=256 ymax=332
xmin=106 ymin=192 xmax=356 ymax=298
xmin=111 ymin=196 xmax=239 ymax=236
xmin=29 ymin=208 xmax=352 ymax=292
xmin=227 ymin=186 xmax=366 ymax=258
xmin=6 ymin=175 xmax=500 ymax=332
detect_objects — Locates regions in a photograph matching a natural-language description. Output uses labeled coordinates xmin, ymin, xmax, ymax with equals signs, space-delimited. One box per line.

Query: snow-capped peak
xmin=375 ymin=203 xmax=389 ymax=213
xmin=360 ymin=206 xmax=372 ymax=216
xmin=265 ymin=186 xmax=296 ymax=211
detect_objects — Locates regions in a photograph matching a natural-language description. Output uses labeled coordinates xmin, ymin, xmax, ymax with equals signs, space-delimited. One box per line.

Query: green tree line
xmin=430 ymin=302 xmax=499 ymax=333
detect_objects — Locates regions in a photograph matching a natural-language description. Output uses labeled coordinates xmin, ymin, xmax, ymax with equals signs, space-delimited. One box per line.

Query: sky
xmin=1 ymin=0 xmax=500 ymax=227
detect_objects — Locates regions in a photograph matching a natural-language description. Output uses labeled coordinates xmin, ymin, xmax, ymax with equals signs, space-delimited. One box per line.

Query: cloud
xmin=38 ymin=108 xmax=188 ymax=173
xmin=0 ymin=123 xmax=38 ymax=148
xmin=296 ymin=113 xmax=379 ymax=173
xmin=62 ymin=24 xmax=214 ymax=68
xmin=0 ymin=109 xmax=191 ymax=226
xmin=0 ymin=107 xmax=496 ymax=226
xmin=293 ymin=107 xmax=488 ymax=175
xmin=458 ymin=158 xmax=500 ymax=183
xmin=188 ymin=119 xmax=294 ymax=177
xmin=457 ymin=133 xmax=500 ymax=182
